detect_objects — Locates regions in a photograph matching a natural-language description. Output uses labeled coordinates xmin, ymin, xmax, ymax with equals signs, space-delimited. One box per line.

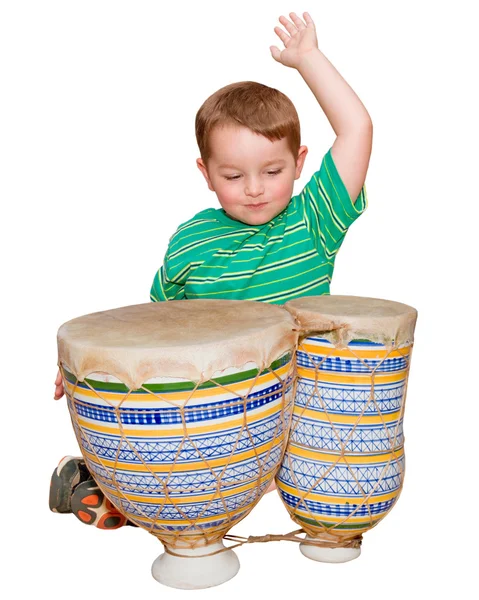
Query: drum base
xmin=151 ymin=541 xmax=240 ymax=589
xmin=300 ymin=537 xmax=361 ymax=563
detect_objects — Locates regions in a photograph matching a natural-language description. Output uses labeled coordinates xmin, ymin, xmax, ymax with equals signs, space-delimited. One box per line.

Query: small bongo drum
xmin=277 ymin=296 xmax=417 ymax=563
xmin=57 ymin=300 xmax=297 ymax=589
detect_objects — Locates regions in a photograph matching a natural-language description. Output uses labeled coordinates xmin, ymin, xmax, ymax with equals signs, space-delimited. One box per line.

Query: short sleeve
xmin=299 ymin=147 xmax=368 ymax=260
xmin=150 ymin=256 xmax=187 ymax=302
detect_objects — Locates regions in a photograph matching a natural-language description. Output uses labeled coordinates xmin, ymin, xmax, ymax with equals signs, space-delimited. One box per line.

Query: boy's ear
xmin=294 ymin=146 xmax=308 ymax=179
xmin=196 ymin=158 xmax=215 ymax=192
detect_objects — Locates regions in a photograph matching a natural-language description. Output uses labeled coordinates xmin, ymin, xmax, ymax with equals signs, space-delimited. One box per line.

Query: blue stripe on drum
xmin=73 ymin=410 xmax=285 ymax=464
xmin=295 ymin=380 xmax=405 ymax=415
xmin=296 ymin=351 xmax=408 ymax=373
xmin=70 ymin=379 xmax=292 ymax=426
xmin=88 ymin=445 xmax=283 ymax=495
xmin=148 ymin=516 xmax=248 ymax=532
xmin=114 ymin=480 xmax=271 ymax=520
xmin=278 ymin=489 xmax=396 ymax=517
xmin=145 ymin=511 xmax=250 ymax=532
xmin=277 ymin=455 xmax=405 ymax=496
xmin=289 ymin=417 xmax=404 ymax=453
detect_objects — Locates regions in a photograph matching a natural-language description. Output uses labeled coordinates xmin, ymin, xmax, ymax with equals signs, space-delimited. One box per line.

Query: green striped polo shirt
xmin=150 ymin=148 xmax=367 ymax=305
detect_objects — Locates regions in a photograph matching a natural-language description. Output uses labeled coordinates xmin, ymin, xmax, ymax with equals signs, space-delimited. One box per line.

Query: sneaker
xmin=49 ymin=456 xmax=92 ymax=514
xmin=71 ymin=480 xmax=133 ymax=529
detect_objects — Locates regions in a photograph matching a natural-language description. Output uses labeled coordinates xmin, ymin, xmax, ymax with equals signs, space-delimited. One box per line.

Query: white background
xmin=1 ymin=1 xmax=478 ymax=598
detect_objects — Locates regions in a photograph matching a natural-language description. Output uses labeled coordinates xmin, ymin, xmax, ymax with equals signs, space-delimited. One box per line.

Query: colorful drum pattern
xmin=64 ymin=353 xmax=294 ymax=546
xmin=276 ymin=335 xmax=411 ymax=540
xmin=56 ymin=297 xmax=417 ymax=582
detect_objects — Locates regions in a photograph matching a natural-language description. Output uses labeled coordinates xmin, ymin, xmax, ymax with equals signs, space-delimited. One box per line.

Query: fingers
xmin=279 ymin=15 xmax=297 ymax=37
xmin=54 ymin=369 xmax=65 ymax=400
xmin=274 ymin=25 xmax=290 ymax=47
xmin=54 ymin=384 xmax=64 ymax=400
xmin=274 ymin=12 xmax=315 ymax=47
xmin=269 ymin=45 xmax=282 ymax=62
xmin=303 ymin=12 xmax=315 ymax=27
xmin=289 ymin=12 xmax=306 ymax=31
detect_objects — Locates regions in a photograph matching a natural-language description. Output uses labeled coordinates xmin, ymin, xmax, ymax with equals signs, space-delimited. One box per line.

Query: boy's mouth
xmin=247 ymin=202 xmax=268 ymax=210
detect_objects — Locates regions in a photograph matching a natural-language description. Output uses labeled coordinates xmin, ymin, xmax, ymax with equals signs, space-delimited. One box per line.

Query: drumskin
xmin=57 ymin=300 xmax=298 ymax=388
xmin=286 ymin=295 xmax=418 ymax=348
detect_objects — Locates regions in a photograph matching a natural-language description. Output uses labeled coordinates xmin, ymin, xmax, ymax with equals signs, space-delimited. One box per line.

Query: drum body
xmin=63 ymin=353 xmax=294 ymax=545
xmin=277 ymin=296 xmax=417 ymax=562
xmin=57 ymin=300 xmax=297 ymax=588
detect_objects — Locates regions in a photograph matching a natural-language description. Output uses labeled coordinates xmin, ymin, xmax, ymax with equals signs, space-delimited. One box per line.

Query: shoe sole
xmin=49 ymin=455 xmax=88 ymax=513
xmin=71 ymin=481 xmax=129 ymax=530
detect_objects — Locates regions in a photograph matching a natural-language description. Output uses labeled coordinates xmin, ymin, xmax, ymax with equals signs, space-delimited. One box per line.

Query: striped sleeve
xmin=150 ymin=255 xmax=187 ymax=302
xmin=300 ymin=148 xmax=368 ymax=260
xmin=149 ymin=211 xmax=221 ymax=302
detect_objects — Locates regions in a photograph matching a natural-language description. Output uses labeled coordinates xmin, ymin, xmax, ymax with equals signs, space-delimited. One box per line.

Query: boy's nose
xmin=244 ymin=180 xmax=264 ymax=198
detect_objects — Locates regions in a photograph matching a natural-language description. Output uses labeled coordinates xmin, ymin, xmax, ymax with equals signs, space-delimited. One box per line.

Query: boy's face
xmin=196 ymin=125 xmax=308 ymax=226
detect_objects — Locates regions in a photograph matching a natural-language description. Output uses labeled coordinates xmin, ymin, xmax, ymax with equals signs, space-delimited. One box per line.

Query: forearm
xmin=297 ymin=48 xmax=371 ymax=135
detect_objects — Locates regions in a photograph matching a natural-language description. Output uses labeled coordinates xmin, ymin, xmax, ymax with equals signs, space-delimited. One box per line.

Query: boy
xmin=50 ymin=12 xmax=372 ymax=528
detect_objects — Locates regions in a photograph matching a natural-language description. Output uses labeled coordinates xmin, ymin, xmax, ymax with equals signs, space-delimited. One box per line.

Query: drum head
xmin=58 ymin=300 xmax=298 ymax=389
xmin=285 ymin=295 xmax=417 ymax=347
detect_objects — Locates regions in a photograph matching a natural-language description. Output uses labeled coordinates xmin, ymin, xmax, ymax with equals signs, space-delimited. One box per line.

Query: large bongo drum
xmin=277 ymin=296 xmax=417 ymax=562
xmin=57 ymin=300 xmax=297 ymax=589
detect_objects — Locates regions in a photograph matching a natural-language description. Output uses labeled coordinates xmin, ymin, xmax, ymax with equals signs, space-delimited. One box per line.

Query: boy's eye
xmin=224 ymin=169 xmax=282 ymax=181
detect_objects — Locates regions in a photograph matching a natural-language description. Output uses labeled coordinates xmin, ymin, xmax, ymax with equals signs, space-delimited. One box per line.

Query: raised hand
xmin=270 ymin=12 xmax=318 ymax=69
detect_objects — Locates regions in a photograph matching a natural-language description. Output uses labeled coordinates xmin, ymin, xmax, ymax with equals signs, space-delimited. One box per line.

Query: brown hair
xmin=195 ymin=81 xmax=301 ymax=166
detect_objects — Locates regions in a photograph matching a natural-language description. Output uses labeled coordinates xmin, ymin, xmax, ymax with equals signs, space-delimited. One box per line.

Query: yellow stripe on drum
xmin=64 ymin=363 xmax=292 ymax=403
xmin=73 ymin=399 xmax=287 ymax=436
xmin=296 ymin=368 xmax=407 ymax=385
xmin=106 ymin=475 xmax=271 ymax=506
xmin=82 ymin=435 xmax=285 ymax=473
xmin=291 ymin=406 xmax=401 ymax=425
xmin=299 ymin=342 xmax=412 ymax=360
xmin=276 ymin=480 xmax=399 ymax=506
xmin=284 ymin=446 xmax=405 ymax=465
xmin=130 ymin=503 xmax=254 ymax=528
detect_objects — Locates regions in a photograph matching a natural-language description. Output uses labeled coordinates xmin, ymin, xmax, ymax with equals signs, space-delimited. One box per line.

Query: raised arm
xmin=271 ymin=12 xmax=373 ymax=203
